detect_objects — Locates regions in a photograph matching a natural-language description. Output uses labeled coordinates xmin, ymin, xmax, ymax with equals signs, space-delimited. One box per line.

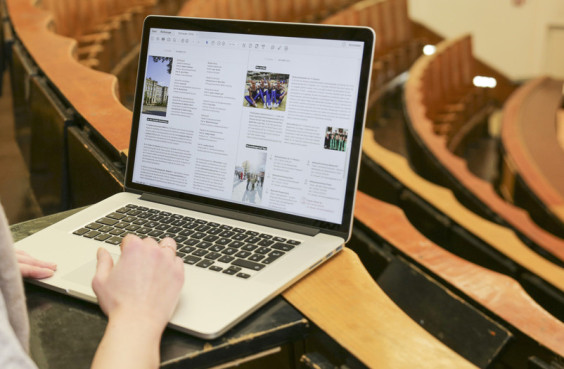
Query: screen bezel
xmin=125 ymin=16 xmax=374 ymax=239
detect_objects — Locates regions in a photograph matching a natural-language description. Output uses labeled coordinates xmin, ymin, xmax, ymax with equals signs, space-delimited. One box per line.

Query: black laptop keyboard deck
xmin=72 ymin=204 xmax=301 ymax=279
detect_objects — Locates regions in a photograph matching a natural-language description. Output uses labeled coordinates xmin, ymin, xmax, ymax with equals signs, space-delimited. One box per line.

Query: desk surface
xmin=12 ymin=207 xmax=475 ymax=369
xmin=11 ymin=210 xmax=308 ymax=369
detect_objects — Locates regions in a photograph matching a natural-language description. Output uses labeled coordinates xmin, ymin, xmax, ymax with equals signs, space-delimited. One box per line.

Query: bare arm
xmin=91 ymin=235 xmax=184 ymax=369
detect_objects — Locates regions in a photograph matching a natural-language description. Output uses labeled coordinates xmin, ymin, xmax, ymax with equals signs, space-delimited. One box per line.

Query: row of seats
xmin=39 ymin=0 xmax=184 ymax=72
xmin=322 ymin=0 xmax=422 ymax=106
xmin=419 ymin=35 xmax=490 ymax=148
xmin=404 ymin=36 xmax=564 ymax=264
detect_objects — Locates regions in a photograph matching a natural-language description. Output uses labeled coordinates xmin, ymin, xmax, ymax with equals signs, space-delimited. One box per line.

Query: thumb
xmin=93 ymin=248 xmax=113 ymax=287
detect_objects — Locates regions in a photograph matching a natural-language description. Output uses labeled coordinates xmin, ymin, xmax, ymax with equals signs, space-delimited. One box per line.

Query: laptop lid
xmin=125 ymin=16 xmax=374 ymax=240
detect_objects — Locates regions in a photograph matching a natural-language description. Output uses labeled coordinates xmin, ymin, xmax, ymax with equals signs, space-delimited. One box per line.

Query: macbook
xmin=15 ymin=16 xmax=375 ymax=339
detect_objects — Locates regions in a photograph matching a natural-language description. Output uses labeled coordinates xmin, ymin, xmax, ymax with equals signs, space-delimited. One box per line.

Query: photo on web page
xmin=243 ymin=71 xmax=289 ymax=111
xmin=142 ymin=55 xmax=173 ymax=117
xmin=232 ymin=144 xmax=267 ymax=205
xmin=324 ymin=127 xmax=349 ymax=152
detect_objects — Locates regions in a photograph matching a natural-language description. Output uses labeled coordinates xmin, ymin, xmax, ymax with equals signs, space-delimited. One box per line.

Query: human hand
xmin=16 ymin=249 xmax=57 ymax=279
xmin=92 ymin=235 xmax=184 ymax=335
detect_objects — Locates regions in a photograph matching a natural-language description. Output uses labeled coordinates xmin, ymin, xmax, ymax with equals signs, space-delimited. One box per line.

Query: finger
xmin=19 ymin=264 xmax=55 ymax=279
xmin=15 ymin=250 xmax=57 ymax=270
xmin=159 ymin=237 xmax=177 ymax=252
xmin=93 ymin=248 xmax=113 ymax=286
xmin=120 ymin=233 xmax=143 ymax=253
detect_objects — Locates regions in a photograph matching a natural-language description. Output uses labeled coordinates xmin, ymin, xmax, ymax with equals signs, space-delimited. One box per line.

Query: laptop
xmin=15 ymin=16 xmax=374 ymax=339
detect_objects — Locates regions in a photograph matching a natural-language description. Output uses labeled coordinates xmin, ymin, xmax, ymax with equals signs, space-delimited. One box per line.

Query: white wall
xmin=408 ymin=0 xmax=564 ymax=81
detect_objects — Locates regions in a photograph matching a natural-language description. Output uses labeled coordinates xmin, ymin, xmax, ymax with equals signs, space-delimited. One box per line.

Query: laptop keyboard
xmin=72 ymin=204 xmax=301 ymax=279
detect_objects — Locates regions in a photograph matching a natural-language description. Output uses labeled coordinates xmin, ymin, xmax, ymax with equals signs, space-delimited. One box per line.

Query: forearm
xmin=91 ymin=315 xmax=163 ymax=369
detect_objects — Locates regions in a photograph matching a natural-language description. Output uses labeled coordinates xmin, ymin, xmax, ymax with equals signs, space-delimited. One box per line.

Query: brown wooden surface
xmin=405 ymin=37 xmax=564 ymax=263
xmin=362 ymin=129 xmax=564 ymax=293
xmin=354 ymin=191 xmax=564 ymax=358
xmin=6 ymin=0 xmax=133 ymax=152
xmin=283 ymin=247 xmax=476 ymax=369
xmin=501 ymin=76 xmax=564 ymax=223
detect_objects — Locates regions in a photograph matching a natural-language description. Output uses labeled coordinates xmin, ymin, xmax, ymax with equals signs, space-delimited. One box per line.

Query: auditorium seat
xmin=403 ymin=35 xmax=564 ymax=265
xmin=361 ymin=129 xmax=564 ymax=322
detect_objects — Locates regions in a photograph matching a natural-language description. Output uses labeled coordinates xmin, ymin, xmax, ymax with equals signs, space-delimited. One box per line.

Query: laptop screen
xmin=126 ymin=17 xmax=374 ymax=236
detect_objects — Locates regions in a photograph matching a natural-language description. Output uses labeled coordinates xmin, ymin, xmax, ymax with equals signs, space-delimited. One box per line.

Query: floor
xmin=0 ymin=70 xmax=42 ymax=225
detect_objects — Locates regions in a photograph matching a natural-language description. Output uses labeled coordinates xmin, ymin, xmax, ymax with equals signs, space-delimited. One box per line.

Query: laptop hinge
xmin=140 ymin=193 xmax=320 ymax=237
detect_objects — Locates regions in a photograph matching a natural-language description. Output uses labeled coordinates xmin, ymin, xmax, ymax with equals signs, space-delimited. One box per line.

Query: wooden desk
xmin=12 ymin=209 xmax=474 ymax=369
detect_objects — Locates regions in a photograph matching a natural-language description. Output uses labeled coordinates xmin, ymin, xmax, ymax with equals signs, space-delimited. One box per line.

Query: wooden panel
xmin=283 ymin=248 xmax=476 ymax=369
xmin=29 ymin=76 xmax=74 ymax=214
xmin=67 ymin=126 xmax=124 ymax=208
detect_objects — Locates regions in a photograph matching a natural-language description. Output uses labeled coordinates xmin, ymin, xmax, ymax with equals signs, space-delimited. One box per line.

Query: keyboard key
xmin=146 ymin=221 xmax=160 ymax=228
xmin=233 ymin=227 xmax=246 ymax=233
xmin=176 ymin=251 xmax=186 ymax=258
xmin=107 ymin=212 xmax=125 ymax=220
xmin=179 ymin=229 xmax=195 ymax=237
xmin=229 ymin=241 xmax=245 ymax=248
xmin=262 ymin=253 xmax=283 ymax=265
xmin=235 ymin=250 xmax=252 ymax=258
xmin=183 ymin=255 xmax=201 ymax=265
xmin=219 ymin=230 xmax=235 ymax=238
xmin=99 ymin=226 xmax=114 ymax=233
xmin=245 ymin=230 xmax=259 ymax=236
xmin=196 ymin=241 xmax=212 ymax=249
xmin=138 ymin=227 xmax=151 ymax=234
xmin=171 ymin=220 xmax=187 ymax=227
xmin=208 ymin=222 xmax=220 ymax=227
xmin=287 ymin=240 xmax=301 ymax=246
xmin=271 ymin=243 xmax=294 ymax=252
xmin=105 ymin=237 xmax=122 ymax=245
xmin=232 ymin=259 xmax=265 ymax=271
xmin=114 ymin=222 xmax=129 ymax=229
xmin=183 ymin=238 xmax=199 ymax=246
xmin=207 ymin=228 xmax=222 ymax=235
xmin=256 ymin=247 xmax=271 ymax=255
xmin=174 ymin=235 xmax=188 ymax=243
xmin=125 ymin=204 xmax=137 ymax=209
xmin=215 ymin=238 xmax=232 ymax=246
xmin=110 ymin=229 xmax=126 ymax=236
xmin=221 ymin=247 xmax=237 ymax=256
xmin=179 ymin=245 xmax=195 ymax=254
xmin=133 ymin=219 xmax=148 ymax=225
xmin=196 ymin=260 xmax=214 ymax=268
xmin=196 ymin=225 xmax=210 ymax=232
xmin=258 ymin=233 xmax=272 ymax=239
xmin=94 ymin=234 xmax=111 ymax=241
xmin=195 ymin=219 xmax=208 ymax=224
xmin=269 ymin=250 xmax=284 ymax=258
xmin=127 ymin=210 xmax=142 ymax=216
xmin=241 ymin=244 xmax=257 ymax=252
xmin=155 ymin=224 xmax=170 ymax=231
xmin=232 ymin=233 xmax=248 ymax=241
xmin=245 ymin=236 xmax=261 ymax=244
xmin=273 ymin=236 xmax=287 ymax=242
xmin=209 ymin=245 xmax=225 ymax=253
xmin=84 ymin=230 xmax=101 ymax=238
xmin=205 ymin=252 xmax=222 ymax=260
xmin=257 ymin=239 xmax=274 ymax=247
xmin=168 ymin=226 xmax=183 ymax=234
xmin=203 ymin=235 xmax=219 ymax=242
xmin=123 ymin=216 xmax=137 ymax=223
xmin=73 ymin=228 xmax=89 ymax=236
xmin=97 ymin=217 xmax=119 ymax=226
xmin=148 ymin=230 xmax=164 ymax=237
xmin=220 ymin=225 xmax=232 ymax=230
xmin=218 ymin=255 xmax=235 ymax=263
xmin=86 ymin=223 xmax=102 ymax=230
xmin=125 ymin=225 xmax=141 ymax=231
xmin=191 ymin=232 xmax=207 ymax=239
xmin=209 ymin=266 xmax=223 ymax=272
xmin=249 ymin=254 xmax=265 ymax=262
xmin=193 ymin=249 xmax=208 ymax=257
xmin=222 ymin=266 xmax=241 ymax=275
xmin=236 ymin=273 xmax=251 ymax=279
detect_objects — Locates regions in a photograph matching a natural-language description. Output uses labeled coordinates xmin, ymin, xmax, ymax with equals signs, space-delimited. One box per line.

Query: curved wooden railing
xmin=404 ymin=35 xmax=564 ymax=264
xmin=354 ymin=191 xmax=564 ymax=360
xmin=500 ymin=76 xmax=564 ymax=237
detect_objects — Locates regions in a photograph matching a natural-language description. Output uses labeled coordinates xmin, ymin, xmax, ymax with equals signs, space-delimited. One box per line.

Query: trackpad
xmin=62 ymin=253 xmax=120 ymax=288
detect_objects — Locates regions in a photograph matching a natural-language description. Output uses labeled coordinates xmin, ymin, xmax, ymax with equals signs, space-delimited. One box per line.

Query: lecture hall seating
xmin=354 ymin=191 xmax=564 ymax=366
xmin=499 ymin=76 xmax=564 ymax=238
xmin=403 ymin=35 xmax=564 ymax=265
xmin=360 ymin=129 xmax=564 ymax=321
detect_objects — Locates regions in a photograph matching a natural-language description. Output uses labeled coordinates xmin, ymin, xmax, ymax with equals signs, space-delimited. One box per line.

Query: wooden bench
xmin=404 ymin=35 xmax=564 ymax=265
xmin=361 ymin=129 xmax=564 ymax=315
xmin=354 ymin=191 xmax=564 ymax=364
xmin=500 ymin=76 xmax=564 ymax=238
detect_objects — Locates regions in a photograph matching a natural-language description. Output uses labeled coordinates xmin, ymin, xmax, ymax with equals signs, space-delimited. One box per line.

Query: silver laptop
xmin=15 ymin=16 xmax=374 ymax=339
